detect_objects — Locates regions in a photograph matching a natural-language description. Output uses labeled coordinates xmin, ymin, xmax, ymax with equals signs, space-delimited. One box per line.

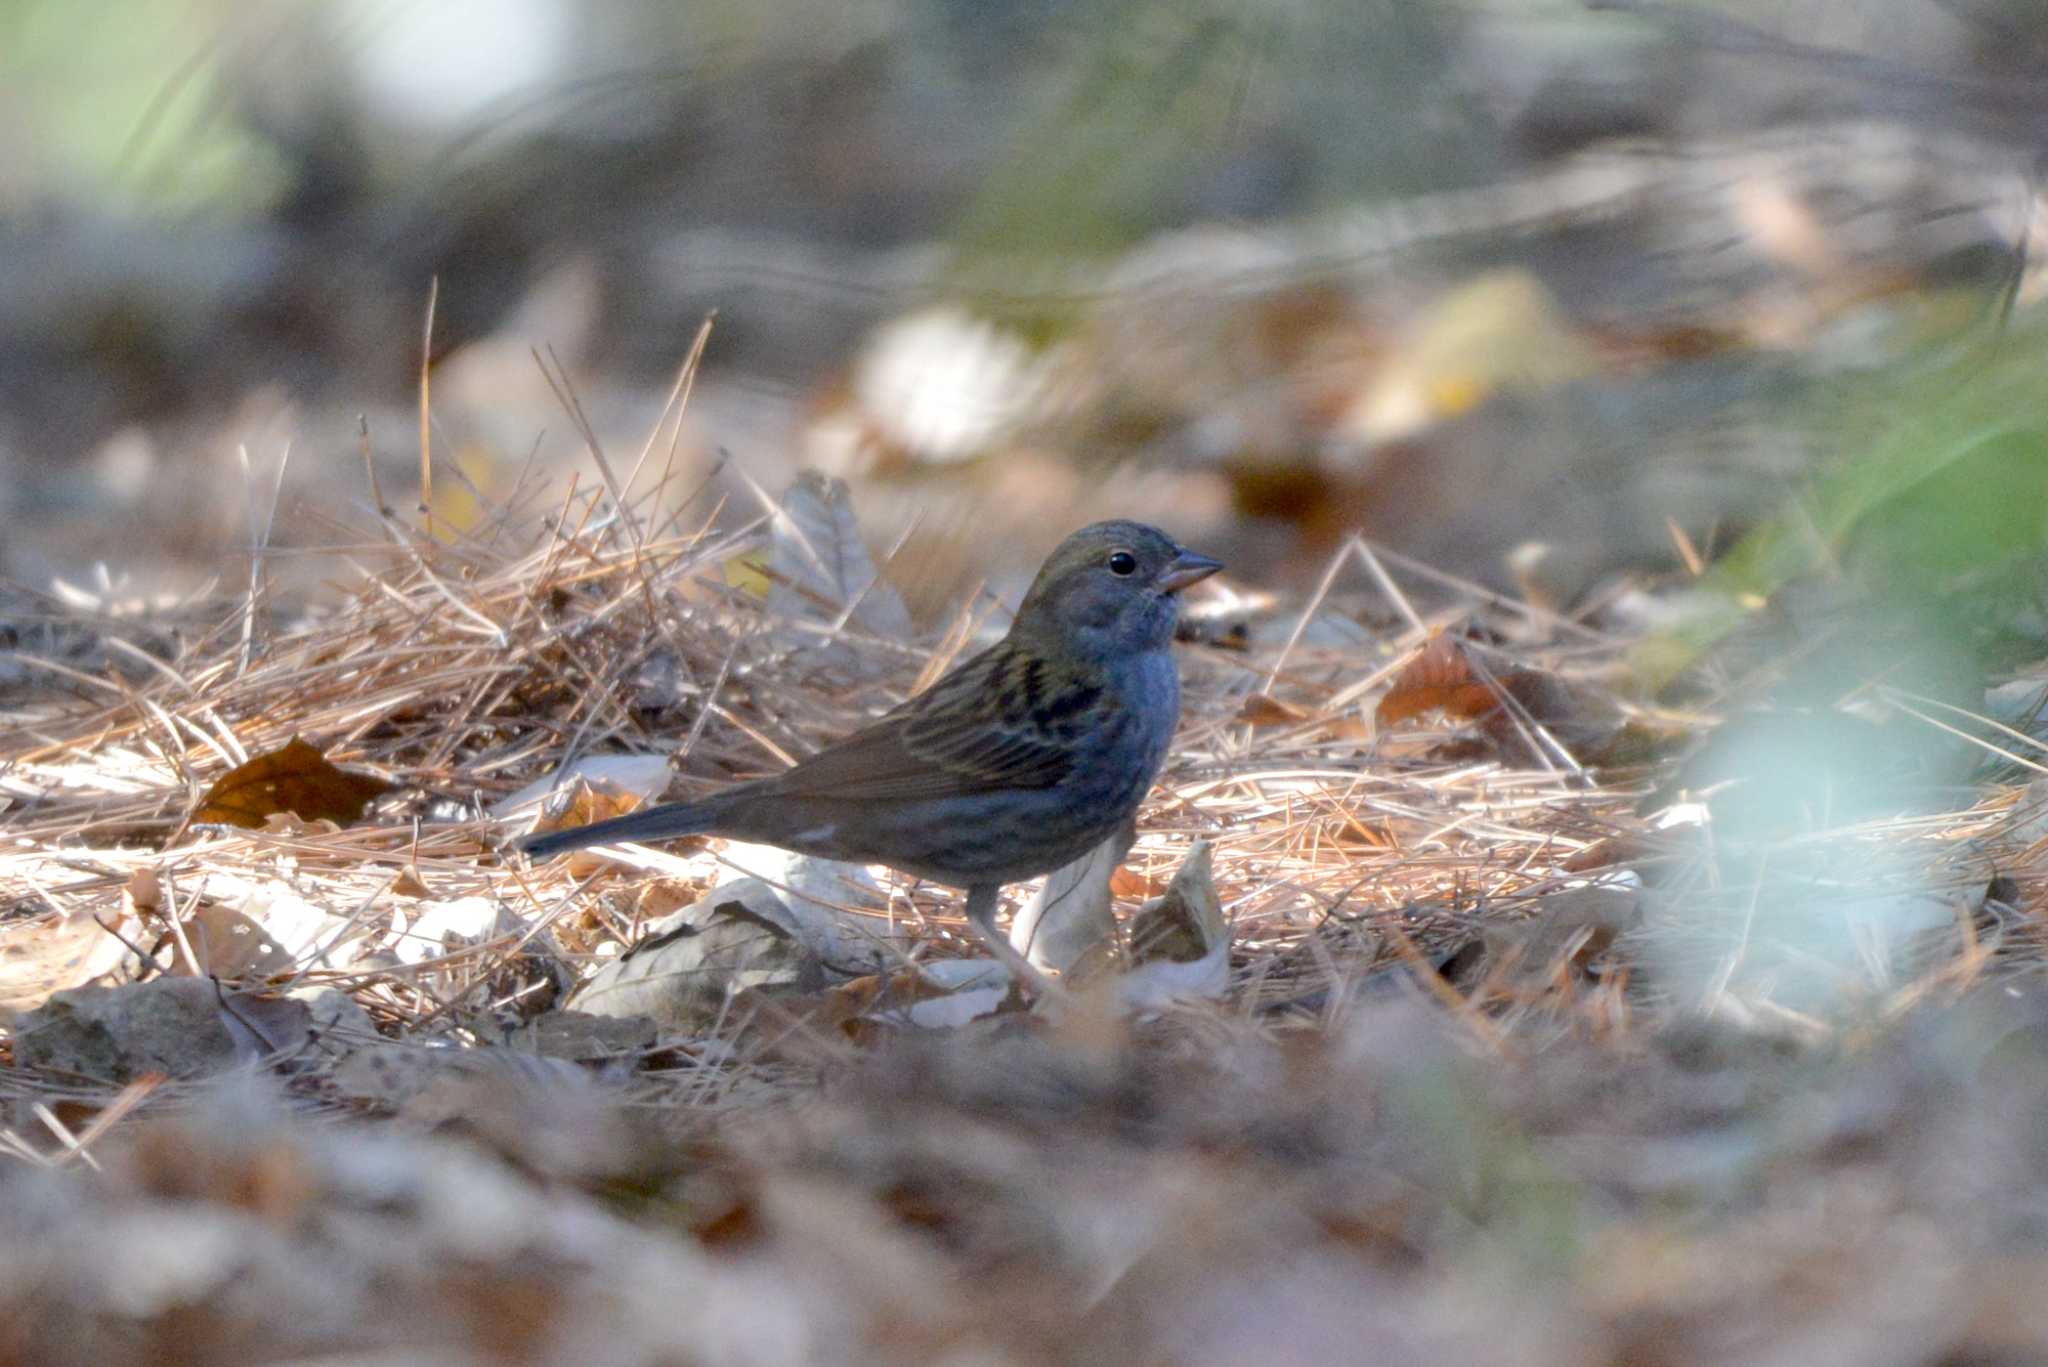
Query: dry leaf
xmin=836 ymin=960 xmax=1015 ymax=1032
xmin=166 ymin=902 xmax=295 ymax=981
xmin=13 ymin=978 xmax=311 ymax=1079
xmin=192 ymin=737 xmax=392 ymax=829
xmin=531 ymin=779 xmax=646 ymax=836
xmin=215 ymin=990 xmax=315 ymax=1059
xmin=1109 ymin=865 xmax=1161 ymax=898
xmin=1010 ymin=830 xmax=1124 ymax=975
xmin=569 ymin=879 xmax=832 ymax=1029
xmin=1237 ymin=693 xmax=1311 ymax=726
xmin=1319 ymin=714 xmax=1374 ymax=743
xmin=123 ymin=867 xmax=162 ymax=914
xmin=388 ymin=866 xmax=432 ymax=900
xmin=636 ymin=878 xmax=704 ymax=919
xmin=1118 ymin=840 xmax=1230 ymax=1010
xmin=1375 ymin=636 xmax=1614 ymax=763
xmin=0 ymin=907 xmax=133 ymax=1013
xmin=260 ymin=812 xmax=343 ymax=836
xmin=527 ymin=780 xmax=656 ymax=877
xmin=1375 ymin=634 xmax=1498 ymax=728
xmin=824 ymin=966 xmax=973 ymax=1041
xmin=495 ymin=754 xmax=674 ymax=822
xmin=766 ymin=470 xmax=913 ymax=642
xmin=1560 ymin=836 xmax=1654 ymax=874
xmin=1474 ymin=669 xmax=1621 ymax=767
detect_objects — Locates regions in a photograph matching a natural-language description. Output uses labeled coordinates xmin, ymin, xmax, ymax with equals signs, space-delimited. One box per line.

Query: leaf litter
xmin=3 ymin=410 xmax=2048 ymax=1361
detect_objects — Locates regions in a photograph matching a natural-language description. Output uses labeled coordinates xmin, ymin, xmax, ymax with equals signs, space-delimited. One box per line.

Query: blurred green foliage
xmin=1635 ymin=309 xmax=2048 ymax=694
xmin=1 ymin=0 xmax=286 ymax=214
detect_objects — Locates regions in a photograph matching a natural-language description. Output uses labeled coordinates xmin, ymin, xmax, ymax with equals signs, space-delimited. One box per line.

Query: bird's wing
xmin=761 ymin=642 xmax=1103 ymax=802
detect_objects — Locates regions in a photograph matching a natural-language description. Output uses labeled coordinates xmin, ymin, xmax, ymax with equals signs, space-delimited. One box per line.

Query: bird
xmin=519 ymin=520 xmax=1221 ymax=995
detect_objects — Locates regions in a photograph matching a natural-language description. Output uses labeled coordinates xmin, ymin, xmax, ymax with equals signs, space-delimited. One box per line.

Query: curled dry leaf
xmin=528 ymin=778 xmax=648 ymax=837
xmin=1009 ymin=830 xmax=1124 ymax=975
xmin=766 ymin=470 xmax=914 ymax=643
xmin=259 ymin=813 xmax=343 ymax=836
xmin=1108 ymin=865 xmax=1161 ymax=899
xmin=636 ymin=878 xmax=704 ymax=920
xmin=191 ymin=737 xmax=392 ymax=830
xmin=1117 ymin=840 xmax=1230 ymax=1010
xmin=1375 ymin=634 xmax=1498 ymax=729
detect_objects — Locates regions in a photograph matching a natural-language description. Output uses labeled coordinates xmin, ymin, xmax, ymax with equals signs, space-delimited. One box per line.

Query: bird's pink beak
xmin=1156 ymin=549 xmax=1223 ymax=594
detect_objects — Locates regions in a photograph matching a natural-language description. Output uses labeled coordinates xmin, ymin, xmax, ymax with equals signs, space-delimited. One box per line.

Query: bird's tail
xmin=517 ymin=797 xmax=723 ymax=859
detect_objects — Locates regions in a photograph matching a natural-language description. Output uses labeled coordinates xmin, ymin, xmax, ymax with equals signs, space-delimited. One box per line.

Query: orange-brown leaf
xmin=530 ymin=780 xmax=647 ymax=839
xmin=1109 ymin=865 xmax=1161 ymax=898
xmin=528 ymin=781 xmax=659 ymax=878
xmin=123 ymin=867 xmax=162 ymax=914
xmin=1376 ymin=634 xmax=1497 ymax=728
xmin=1237 ymin=693 xmax=1312 ymax=727
xmin=194 ymin=738 xmax=392 ymax=829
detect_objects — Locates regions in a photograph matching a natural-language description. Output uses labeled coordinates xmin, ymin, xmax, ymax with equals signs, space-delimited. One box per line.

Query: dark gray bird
xmin=520 ymin=520 xmax=1221 ymax=992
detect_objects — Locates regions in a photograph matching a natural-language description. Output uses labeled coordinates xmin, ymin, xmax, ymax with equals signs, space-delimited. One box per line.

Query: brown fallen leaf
xmin=1474 ymin=669 xmax=1623 ymax=767
xmin=1560 ymin=835 xmax=1656 ymax=874
xmin=1108 ymin=865 xmax=1161 ymax=898
xmin=527 ymin=779 xmax=660 ymax=877
xmin=1376 ymin=634 xmax=1618 ymax=765
xmin=1239 ymin=692 xmax=1371 ymax=743
xmin=123 ymin=867 xmax=162 ymax=915
xmin=823 ymin=967 xmax=960 ymax=1040
xmin=1375 ymin=633 xmax=1498 ymax=728
xmin=636 ymin=878 xmax=706 ymax=919
xmin=162 ymin=902 xmax=295 ymax=981
xmin=193 ymin=737 xmax=392 ymax=829
xmin=1237 ymin=693 xmax=1311 ymax=726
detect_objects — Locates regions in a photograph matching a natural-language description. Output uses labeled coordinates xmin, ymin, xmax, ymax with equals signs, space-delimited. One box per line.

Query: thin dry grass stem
xmin=1257 ymin=535 xmax=1360 ymax=700
xmin=417 ymin=277 xmax=437 ymax=530
xmin=1880 ymin=685 xmax=2048 ymax=775
xmin=1365 ymin=542 xmax=1620 ymax=644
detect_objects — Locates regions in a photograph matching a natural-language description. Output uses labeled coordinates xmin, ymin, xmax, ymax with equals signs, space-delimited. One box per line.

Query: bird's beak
xmin=1156 ymin=549 xmax=1223 ymax=594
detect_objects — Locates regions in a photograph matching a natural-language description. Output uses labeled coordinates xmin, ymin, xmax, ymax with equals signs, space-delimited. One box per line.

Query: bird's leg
xmin=963 ymin=883 xmax=1062 ymax=1000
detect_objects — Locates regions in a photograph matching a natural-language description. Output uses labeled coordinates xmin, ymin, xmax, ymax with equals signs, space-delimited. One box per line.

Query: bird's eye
xmin=1107 ymin=550 xmax=1138 ymax=576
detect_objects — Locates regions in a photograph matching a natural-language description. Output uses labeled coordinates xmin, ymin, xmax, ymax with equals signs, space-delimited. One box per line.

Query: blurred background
xmin=3 ymin=0 xmax=2046 ymax=623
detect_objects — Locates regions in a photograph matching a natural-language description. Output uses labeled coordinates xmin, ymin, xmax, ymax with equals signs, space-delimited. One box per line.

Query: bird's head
xmin=1010 ymin=521 xmax=1222 ymax=662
